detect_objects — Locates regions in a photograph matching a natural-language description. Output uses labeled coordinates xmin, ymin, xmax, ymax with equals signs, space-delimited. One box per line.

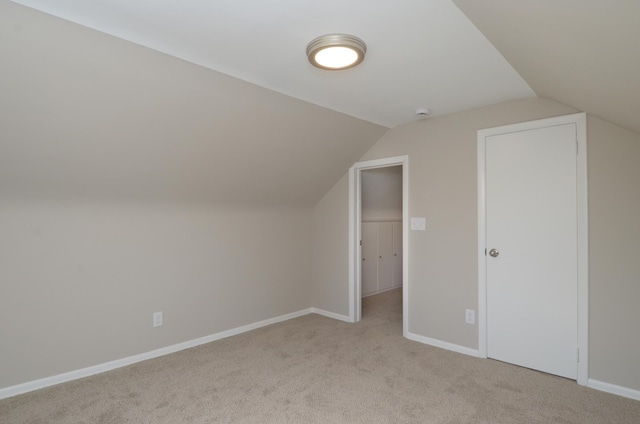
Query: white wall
xmin=0 ymin=198 xmax=311 ymax=388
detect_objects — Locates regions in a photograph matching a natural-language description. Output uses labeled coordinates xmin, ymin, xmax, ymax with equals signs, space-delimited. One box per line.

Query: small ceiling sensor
xmin=415 ymin=108 xmax=431 ymax=118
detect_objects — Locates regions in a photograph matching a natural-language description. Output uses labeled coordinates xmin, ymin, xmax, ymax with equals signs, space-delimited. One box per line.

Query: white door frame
xmin=477 ymin=112 xmax=589 ymax=385
xmin=349 ymin=155 xmax=409 ymax=335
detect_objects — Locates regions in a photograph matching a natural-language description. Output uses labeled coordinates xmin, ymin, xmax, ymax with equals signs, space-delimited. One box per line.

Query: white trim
xmin=348 ymin=166 xmax=358 ymax=322
xmin=0 ymin=308 xmax=313 ymax=400
xmin=349 ymin=156 xmax=409 ymax=337
xmin=310 ymin=308 xmax=352 ymax=323
xmin=406 ymin=332 xmax=481 ymax=358
xmin=588 ymin=379 xmax=640 ymax=401
xmin=477 ymin=136 xmax=488 ymax=357
xmin=477 ymin=112 xmax=589 ymax=385
xmin=575 ymin=115 xmax=589 ymax=386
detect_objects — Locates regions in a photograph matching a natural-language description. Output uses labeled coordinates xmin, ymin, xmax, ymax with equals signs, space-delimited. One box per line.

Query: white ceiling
xmin=10 ymin=0 xmax=535 ymax=128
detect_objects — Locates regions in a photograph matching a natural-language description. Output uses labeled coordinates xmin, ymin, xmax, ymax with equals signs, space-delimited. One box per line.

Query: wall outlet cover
xmin=153 ymin=311 xmax=163 ymax=327
xmin=410 ymin=217 xmax=426 ymax=231
xmin=465 ymin=309 xmax=475 ymax=325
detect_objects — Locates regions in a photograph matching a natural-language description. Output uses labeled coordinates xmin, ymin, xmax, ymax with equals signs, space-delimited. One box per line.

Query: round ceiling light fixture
xmin=306 ymin=34 xmax=367 ymax=71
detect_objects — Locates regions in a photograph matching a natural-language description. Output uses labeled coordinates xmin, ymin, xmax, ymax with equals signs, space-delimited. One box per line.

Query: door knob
xmin=489 ymin=248 xmax=500 ymax=258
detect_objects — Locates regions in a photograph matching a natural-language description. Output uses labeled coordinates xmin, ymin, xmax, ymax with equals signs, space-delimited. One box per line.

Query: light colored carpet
xmin=1 ymin=288 xmax=639 ymax=423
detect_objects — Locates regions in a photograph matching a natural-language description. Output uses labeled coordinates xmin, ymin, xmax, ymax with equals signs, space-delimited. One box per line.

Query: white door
xmin=392 ymin=222 xmax=403 ymax=288
xmin=377 ymin=223 xmax=394 ymax=291
xmin=361 ymin=222 xmax=378 ymax=296
xmin=486 ymin=123 xmax=578 ymax=379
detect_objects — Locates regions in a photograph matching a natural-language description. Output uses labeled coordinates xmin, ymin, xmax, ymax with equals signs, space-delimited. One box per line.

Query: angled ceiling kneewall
xmin=8 ymin=0 xmax=535 ymax=128
xmin=0 ymin=1 xmax=387 ymax=206
xmin=453 ymin=0 xmax=640 ymax=135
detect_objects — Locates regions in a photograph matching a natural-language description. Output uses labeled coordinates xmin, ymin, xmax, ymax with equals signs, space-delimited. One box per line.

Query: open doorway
xmin=361 ymin=166 xmax=403 ymax=325
xmin=349 ymin=156 xmax=408 ymax=336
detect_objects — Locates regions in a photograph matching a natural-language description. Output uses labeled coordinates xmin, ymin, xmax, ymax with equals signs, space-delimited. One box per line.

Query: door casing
xmin=349 ymin=156 xmax=409 ymax=335
xmin=477 ymin=113 xmax=589 ymax=385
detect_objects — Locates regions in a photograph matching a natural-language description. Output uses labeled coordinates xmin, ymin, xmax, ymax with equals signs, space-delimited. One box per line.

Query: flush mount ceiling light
xmin=306 ymin=34 xmax=367 ymax=70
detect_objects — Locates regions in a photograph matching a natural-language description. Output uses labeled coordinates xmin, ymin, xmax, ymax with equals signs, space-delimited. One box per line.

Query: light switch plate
xmin=411 ymin=217 xmax=426 ymax=231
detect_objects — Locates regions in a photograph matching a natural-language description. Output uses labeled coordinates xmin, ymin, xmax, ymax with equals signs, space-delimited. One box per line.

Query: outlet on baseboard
xmin=465 ymin=309 xmax=475 ymax=325
xmin=153 ymin=311 xmax=163 ymax=328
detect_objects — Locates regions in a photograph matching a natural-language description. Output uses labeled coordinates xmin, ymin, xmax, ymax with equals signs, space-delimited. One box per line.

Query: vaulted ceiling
xmin=8 ymin=0 xmax=536 ymax=128
xmin=2 ymin=0 xmax=639 ymax=205
xmin=452 ymin=0 xmax=640 ymax=136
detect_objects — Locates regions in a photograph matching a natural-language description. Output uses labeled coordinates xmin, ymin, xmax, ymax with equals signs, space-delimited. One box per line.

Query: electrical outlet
xmin=465 ymin=309 xmax=475 ymax=325
xmin=153 ymin=311 xmax=163 ymax=327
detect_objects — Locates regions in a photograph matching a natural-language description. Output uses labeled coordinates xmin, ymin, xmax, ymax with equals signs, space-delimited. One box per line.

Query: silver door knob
xmin=489 ymin=249 xmax=500 ymax=258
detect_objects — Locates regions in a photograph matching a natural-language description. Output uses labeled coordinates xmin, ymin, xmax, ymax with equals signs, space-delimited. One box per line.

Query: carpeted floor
xmin=1 ymin=288 xmax=639 ymax=423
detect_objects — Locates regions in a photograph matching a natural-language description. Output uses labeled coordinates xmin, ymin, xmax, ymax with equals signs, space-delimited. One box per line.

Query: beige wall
xmin=312 ymin=97 xmax=578 ymax=343
xmin=311 ymin=97 xmax=640 ymax=392
xmin=0 ymin=199 xmax=311 ymax=388
xmin=311 ymin=174 xmax=350 ymax=316
xmin=0 ymin=1 xmax=384 ymax=391
xmin=0 ymin=1 xmax=385 ymax=205
xmin=361 ymin=166 xmax=403 ymax=222
xmin=4 ymin=0 xmax=639 ymax=397
xmin=587 ymin=116 xmax=640 ymax=391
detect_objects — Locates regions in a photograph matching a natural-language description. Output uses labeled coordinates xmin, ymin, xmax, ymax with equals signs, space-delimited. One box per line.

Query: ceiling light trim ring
xmin=306 ymin=34 xmax=367 ymax=71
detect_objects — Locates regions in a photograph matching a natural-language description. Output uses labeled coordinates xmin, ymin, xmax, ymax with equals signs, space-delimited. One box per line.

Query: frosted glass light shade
xmin=307 ymin=34 xmax=366 ymax=71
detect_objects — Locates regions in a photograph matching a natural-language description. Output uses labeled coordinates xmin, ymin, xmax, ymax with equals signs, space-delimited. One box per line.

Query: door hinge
xmin=484 ymin=248 xmax=487 ymax=256
xmin=576 ymin=139 xmax=579 ymax=156
xmin=360 ymin=239 xmax=362 ymax=246
xmin=576 ymin=347 xmax=580 ymax=362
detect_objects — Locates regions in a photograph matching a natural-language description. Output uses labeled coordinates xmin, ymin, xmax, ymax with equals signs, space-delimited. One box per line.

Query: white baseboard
xmin=406 ymin=334 xmax=640 ymax=401
xmin=406 ymin=332 xmax=481 ymax=358
xmin=5 ymin=313 xmax=639 ymax=404
xmin=362 ymin=285 xmax=402 ymax=298
xmin=310 ymin=308 xmax=352 ymax=323
xmin=0 ymin=308 xmax=313 ymax=400
xmin=588 ymin=379 xmax=640 ymax=401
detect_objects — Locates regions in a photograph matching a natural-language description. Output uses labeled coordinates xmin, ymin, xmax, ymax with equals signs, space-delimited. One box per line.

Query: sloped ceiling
xmin=0 ymin=1 xmax=387 ymax=205
xmin=3 ymin=1 xmax=638 ymax=207
xmin=8 ymin=0 xmax=535 ymax=128
xmin=453 ymin=0 xmax=640 ymax=135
